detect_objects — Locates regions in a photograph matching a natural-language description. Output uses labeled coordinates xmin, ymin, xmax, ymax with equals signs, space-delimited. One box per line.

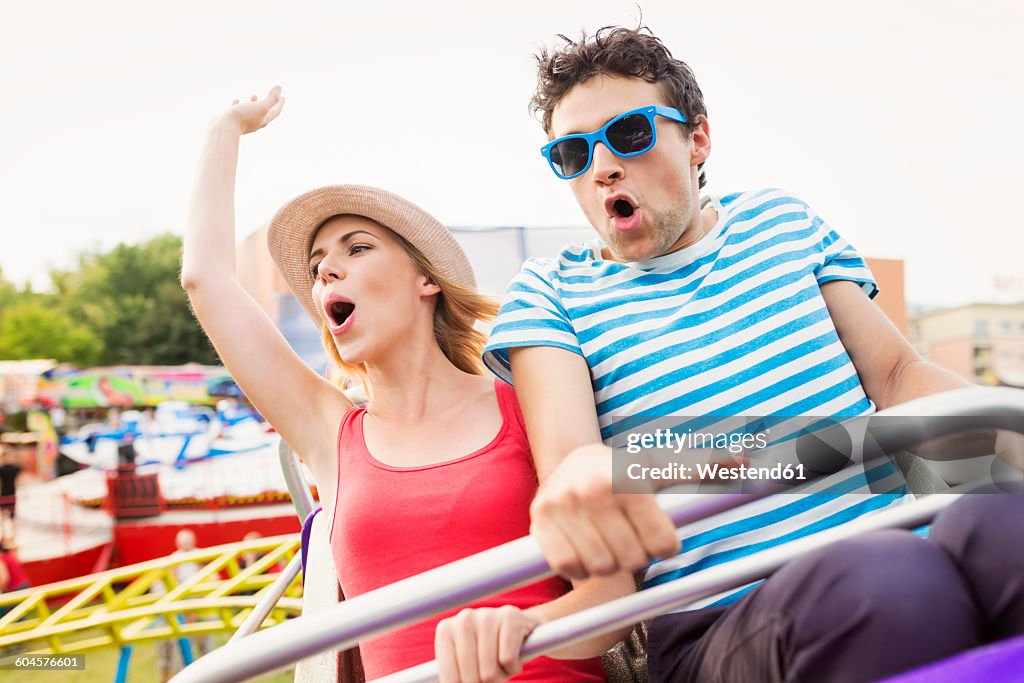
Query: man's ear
xmin=690 ymin=115 xmax=711 ymax=167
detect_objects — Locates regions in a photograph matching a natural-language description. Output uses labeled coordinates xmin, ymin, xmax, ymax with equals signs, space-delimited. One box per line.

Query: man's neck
xmin=605 ymin=203 xmax=719 ymax=262
xmin=673 ymin=202 xmax=719 ymax=253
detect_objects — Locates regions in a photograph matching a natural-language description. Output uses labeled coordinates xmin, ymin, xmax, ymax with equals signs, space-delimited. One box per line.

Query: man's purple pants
xmin=648 ymin=494 xmax=1024 ymax=683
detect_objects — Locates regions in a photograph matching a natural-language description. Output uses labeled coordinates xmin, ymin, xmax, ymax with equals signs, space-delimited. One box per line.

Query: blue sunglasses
xmin=540 ymin=105 xmax=687 ymax=179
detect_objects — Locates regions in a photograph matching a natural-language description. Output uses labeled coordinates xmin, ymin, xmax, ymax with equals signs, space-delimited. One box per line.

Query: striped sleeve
xmin=482 ymin=259 xmax=583 ymax=384
xmin=804 ymin=199 xmax=879 ymax=299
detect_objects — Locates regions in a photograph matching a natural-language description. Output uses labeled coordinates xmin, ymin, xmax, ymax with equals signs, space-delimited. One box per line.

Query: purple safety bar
xmin=299 ymin=506 xmax=322 ymax=576
xmin=878 ymin=635 xmax=1024 ymax=683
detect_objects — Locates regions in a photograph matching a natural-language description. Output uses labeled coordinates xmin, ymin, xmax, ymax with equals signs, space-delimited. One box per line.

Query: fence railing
xmin=0 ymin=536 xmax=303 ymax=654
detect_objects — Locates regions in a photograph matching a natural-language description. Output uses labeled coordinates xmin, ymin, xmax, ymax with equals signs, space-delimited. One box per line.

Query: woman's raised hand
xmin=221 ymin=86 xmax=285 ymax=135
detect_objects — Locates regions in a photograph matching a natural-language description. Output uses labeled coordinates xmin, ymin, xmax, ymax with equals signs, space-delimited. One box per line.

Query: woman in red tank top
xmin=183 ymin=88 xmax=634 ymax=681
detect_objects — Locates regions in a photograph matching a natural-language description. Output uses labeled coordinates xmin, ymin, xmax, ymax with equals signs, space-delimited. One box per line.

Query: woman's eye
xmin=309 ymin=262 xmax=320 ymax=278
xmin=349 ymin=244 xmax=371 ymax=255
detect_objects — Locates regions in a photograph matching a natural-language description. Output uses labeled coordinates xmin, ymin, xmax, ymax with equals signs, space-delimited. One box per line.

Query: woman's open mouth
xmin=325 ymin=298 xmax=356 ymax=334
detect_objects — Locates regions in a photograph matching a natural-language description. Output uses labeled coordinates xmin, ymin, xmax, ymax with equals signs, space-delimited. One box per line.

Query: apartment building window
xmin=974 ymin=320 xmax=989 ymax=340
xmin=1000 ymin=320 xmax=1012 ymax=335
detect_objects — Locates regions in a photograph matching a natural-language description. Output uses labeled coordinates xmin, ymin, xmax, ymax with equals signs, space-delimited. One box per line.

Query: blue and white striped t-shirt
xmin=483 ymin=188 xmax=912 ymax=608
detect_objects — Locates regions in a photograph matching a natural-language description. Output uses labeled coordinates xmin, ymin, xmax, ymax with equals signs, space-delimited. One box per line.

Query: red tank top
xmin=329 ymin=379 xmax=606 ymax=681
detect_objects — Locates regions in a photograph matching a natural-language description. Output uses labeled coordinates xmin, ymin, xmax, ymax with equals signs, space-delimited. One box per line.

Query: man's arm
xmin=510 ymin=346 xmax=678 ymax=579
xmin=508 ymin=345 xmax=602 ymax=481
xmin=821 ymin=280 xmax=970 ymax=408
xmin=821 ymin=281 xmax=1022 ymax=466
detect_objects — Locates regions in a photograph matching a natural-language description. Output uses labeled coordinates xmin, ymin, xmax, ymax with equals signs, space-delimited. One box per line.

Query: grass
xmin=1 ymin=633 xmax=295 ymax=683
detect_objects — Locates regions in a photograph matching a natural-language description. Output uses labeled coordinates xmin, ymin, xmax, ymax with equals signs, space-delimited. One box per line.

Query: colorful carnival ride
xmin=14 ymin=429 xmax=304 ymax=586
xmin=1 ymin=388 xmax=1023 ymax=682
xmin=0 ymin=535 xmax=302 ymax=660
xmin=2 ymin=364 xmax=308 ymax=587
xmin=59 ymin=401 xmax=271 ymax=469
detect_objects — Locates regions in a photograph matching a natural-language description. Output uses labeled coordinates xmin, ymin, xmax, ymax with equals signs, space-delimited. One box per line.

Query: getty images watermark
xmin=609 ymin=415 xmax=1024 ymax=494
xmin=621 ymin=427 xmax=806 ymax=482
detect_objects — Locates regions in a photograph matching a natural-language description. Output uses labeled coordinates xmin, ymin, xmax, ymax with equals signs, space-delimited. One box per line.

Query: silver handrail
xmin=278 ymin=438 xmax=316 ymax=521
xmin=228 ymin=440 xmax=316 ymax=642
xmin=172 ymin=492 xmax=775 ymax=683
xmin=376 ymin=491 xmax=963 ymax=683
xmin=228 ymin=553 xmax=304 ymax=643
xmin=175 ymin=387 xmax=1024 ymax=683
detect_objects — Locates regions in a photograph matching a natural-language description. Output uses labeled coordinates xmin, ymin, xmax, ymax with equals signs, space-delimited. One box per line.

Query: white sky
xmin=2 ymin=0 xmax=1022 ymax=307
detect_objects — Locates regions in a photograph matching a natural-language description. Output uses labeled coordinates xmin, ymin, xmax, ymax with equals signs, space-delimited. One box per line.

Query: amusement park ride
xmin=1 ymin=387 xmax=1023 ymax=682
xmin=12 ymin=400 xmax=303 ymax=587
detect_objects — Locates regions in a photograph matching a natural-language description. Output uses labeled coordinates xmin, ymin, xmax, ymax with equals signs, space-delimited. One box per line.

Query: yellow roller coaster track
xmin=0 ymin=534 xmax=302 ymax=655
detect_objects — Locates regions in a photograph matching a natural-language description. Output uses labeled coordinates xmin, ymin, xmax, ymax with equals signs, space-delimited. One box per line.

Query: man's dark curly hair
xmin=531 ymin=25 xmax=708 ymax=189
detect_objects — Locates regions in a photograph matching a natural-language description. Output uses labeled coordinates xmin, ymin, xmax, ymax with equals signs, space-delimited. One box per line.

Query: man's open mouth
xmin=327 ymin=300 xmax=355 ymax=327
xmin=605 ymin=195 xmax=637 ymax=218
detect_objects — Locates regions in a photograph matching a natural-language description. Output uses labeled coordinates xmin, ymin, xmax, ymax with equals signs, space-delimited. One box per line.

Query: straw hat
xmin=267 ymin=185 xmax=475 ymax=324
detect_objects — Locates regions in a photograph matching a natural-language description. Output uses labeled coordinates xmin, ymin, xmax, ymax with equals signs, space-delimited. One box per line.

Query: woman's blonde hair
xmin=318 ymin=223 xmax=498 ymax=389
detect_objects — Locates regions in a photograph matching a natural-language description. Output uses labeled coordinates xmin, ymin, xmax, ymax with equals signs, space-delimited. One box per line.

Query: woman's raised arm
xmin=181 ymin=87 xmax=349 ymax=470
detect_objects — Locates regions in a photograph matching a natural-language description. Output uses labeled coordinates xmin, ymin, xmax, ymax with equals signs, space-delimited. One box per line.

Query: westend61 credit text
xmin=614 ymin=424 xmax=813 ymax=489
xmin=626 ymin=461 xmax=808 ymax=482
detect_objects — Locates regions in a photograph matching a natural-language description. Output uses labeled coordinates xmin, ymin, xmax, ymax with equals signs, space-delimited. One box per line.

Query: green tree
xmin=51 ymin=233 xmax=220 ymax=366
xmin=0 ymin=299 xmax=101 ymax=364
xmin=0 ymin=267 xmax=17 ymax=310
xmin=0 ymin=268 xmax=102 ymax=363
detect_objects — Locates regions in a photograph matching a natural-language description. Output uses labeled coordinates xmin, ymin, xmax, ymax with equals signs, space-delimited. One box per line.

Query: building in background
xmin=910 ymin=303 xmax=1024 ymax=387
xmin=237 ymin=226 xmax=909 ymax=373
xmin=236 ymin=227 xmax=326 ymax=372
xmin=867 ymin=258 xmax=907 ymax=335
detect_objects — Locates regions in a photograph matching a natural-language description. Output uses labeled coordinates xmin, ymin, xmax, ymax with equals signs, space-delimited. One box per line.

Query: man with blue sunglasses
xmin=483 ymin=24 xmax=1024 ymax=683
xmin=540 ymin=105 xmax=687 ymax=180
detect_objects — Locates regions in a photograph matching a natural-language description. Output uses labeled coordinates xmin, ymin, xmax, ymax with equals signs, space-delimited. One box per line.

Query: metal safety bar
xmin=173 ymin=492 xmax=775 ymax=683
xmin=228 ymin=553 xmax=304 ymax=643
xmin=175 ymin=387 xmax=1024 ymax=683
xmin=228 ymin=439 xmax=316 ymax=642
xmin=376 ymin=491 xmax=963 ymax=683
xmin=278 ymin=438 xmax=316 ymax=521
